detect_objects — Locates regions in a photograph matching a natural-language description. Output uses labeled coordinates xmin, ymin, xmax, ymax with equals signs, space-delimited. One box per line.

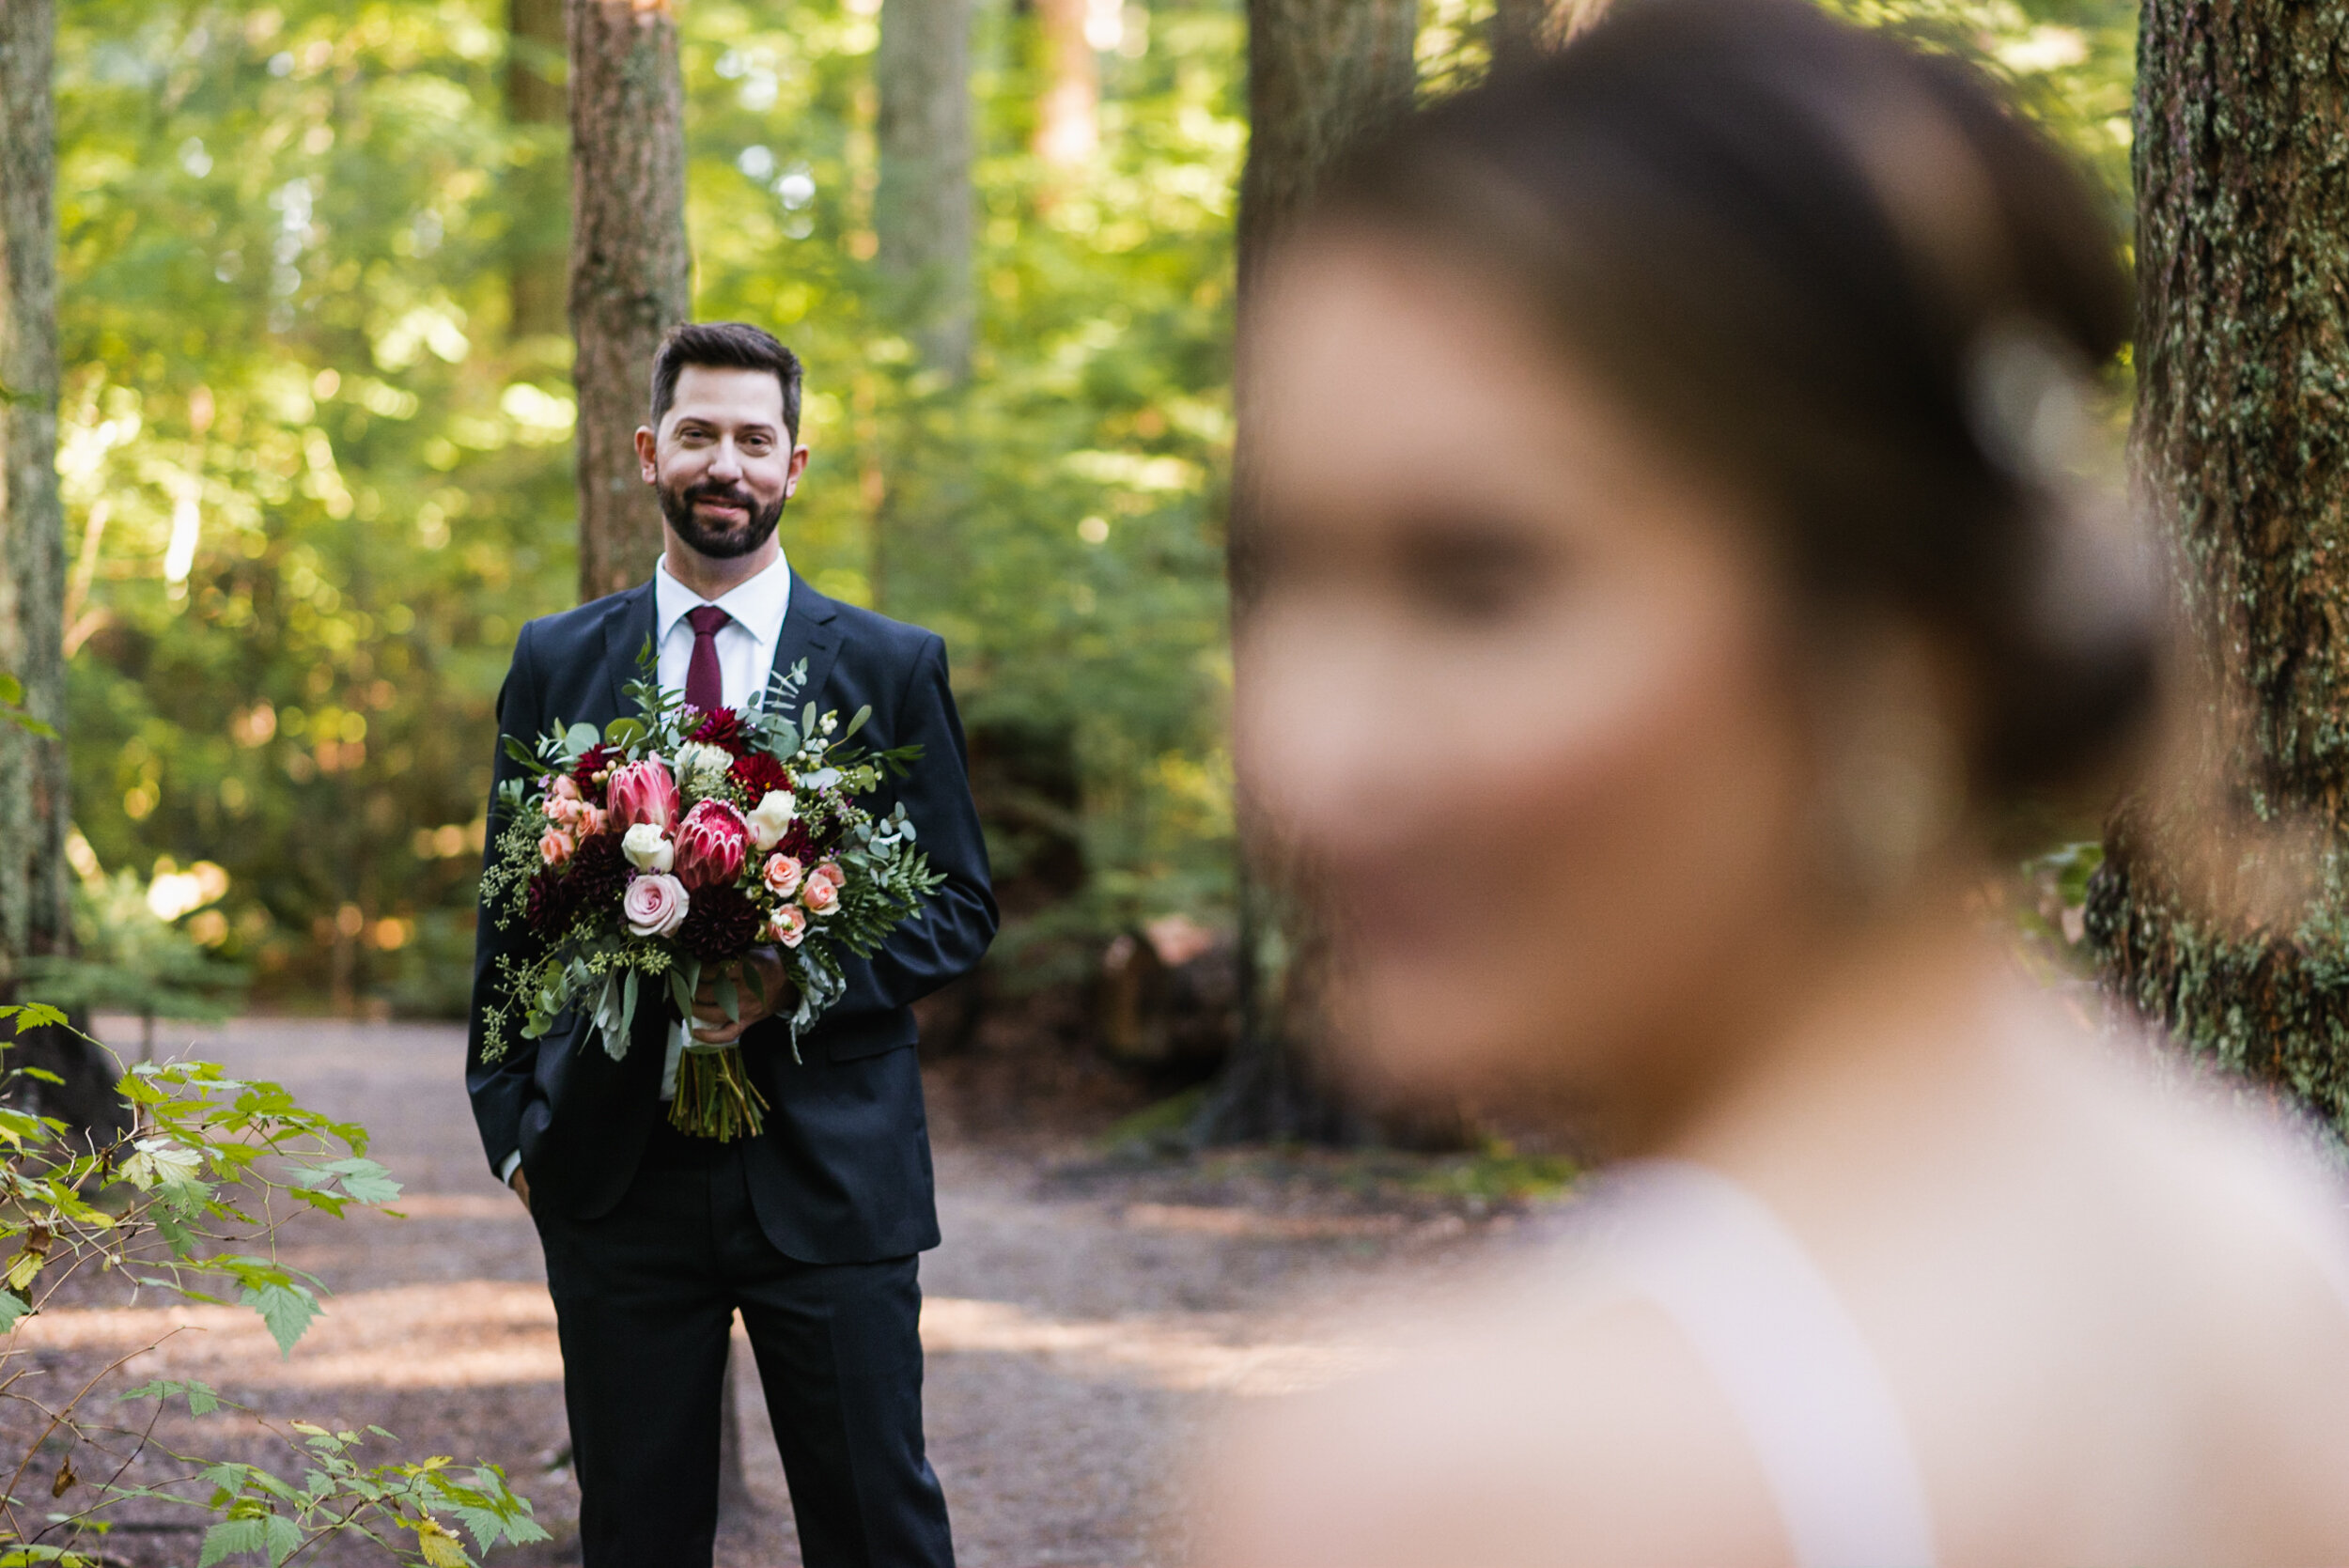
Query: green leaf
xmin=11 ymin=1003 xmax=66 ymax=1034
xmin=603 ymin=716 xmax=646 ymax=748
xmin=241 ymin=1280 xmax=320 ymax=1358
xmin=564 ymin=722 xmax=601 ymax=756
xmin=0 ymin=1290 xmax=27 ymax=1332
xmin=120 ymin=1377 xmax=222 ymax=1415
xmin=199 ymin=1518 xmax=267 ymax=1568
xmin=838 ymin=705 xmax=872 ymax=743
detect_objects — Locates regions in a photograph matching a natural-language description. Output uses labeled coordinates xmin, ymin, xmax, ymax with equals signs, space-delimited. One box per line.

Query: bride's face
xmin=1237 ymin=235 xmax=1831 ymax=1110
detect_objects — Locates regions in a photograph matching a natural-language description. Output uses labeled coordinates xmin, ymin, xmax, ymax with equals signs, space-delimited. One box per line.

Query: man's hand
xmin=690 ymin=946 xmax=794 ymax=1045
xmin=510 ymin=1167 xmax=532 ymax=1214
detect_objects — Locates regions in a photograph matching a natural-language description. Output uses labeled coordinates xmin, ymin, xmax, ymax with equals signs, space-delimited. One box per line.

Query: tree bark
xmin=2085 ymin=0 xmax=2349 ymax=1132
xmin=1 ymin=0 xmax=110 ymax=1132
xmin=507 ymin=0 xmax=569 ymax=344
xmin=877 ymin=0 xmax=975 ymax=381
xmin=1194 ymin=0 xmax=1421 ymax=1147
xmin=569 ymin=0 xmax=692 ymax=603
xmin=1034 ymin=0 xmax=1099 ymax=171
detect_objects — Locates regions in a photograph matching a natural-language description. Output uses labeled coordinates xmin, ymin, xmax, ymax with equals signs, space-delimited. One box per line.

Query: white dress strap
xmin=1587 ymin=1160 xmax=1937 ymax=1568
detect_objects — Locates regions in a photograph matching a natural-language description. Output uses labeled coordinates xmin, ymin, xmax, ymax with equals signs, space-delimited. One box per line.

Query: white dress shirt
xmin=653 ymin=548 xmax=796 ymax=714
xmin=499 ymin=549 xmax=798 ymax=1185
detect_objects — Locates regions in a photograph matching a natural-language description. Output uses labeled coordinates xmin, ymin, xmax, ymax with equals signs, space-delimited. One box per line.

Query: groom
xmin=465 ymin=321 xmax=996 ymax=1568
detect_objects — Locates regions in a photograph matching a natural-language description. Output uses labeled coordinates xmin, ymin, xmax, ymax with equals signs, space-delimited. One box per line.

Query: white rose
xmin=621 ymin=821 xmax=675 ymax=873
xmin=744 ymin=789 xmax=797 ymax=850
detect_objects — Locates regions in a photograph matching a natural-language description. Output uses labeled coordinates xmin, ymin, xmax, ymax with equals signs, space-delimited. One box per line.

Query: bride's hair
xmin=1315 ymin=0 xmax=2153 ymax=807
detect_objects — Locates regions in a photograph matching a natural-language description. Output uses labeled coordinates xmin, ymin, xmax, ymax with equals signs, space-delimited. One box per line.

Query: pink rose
xmin=769 ymin=905 xmax=808 ymax=949
xmin=762 ymin=854 xmax=804 ymax=899
xmin=581 ymin=804 xmax=608 ymax=837
xmin=607 ymin=757 xmax=680 ymax=832
xmin=622 ymin=873 xmax=689 ymax=938
xmin=548 ymin=774 xmax=582 ymax=803
xmin=801 ymin=873 xmax=840 ymax=916
xmin=672 ymin=800 xmax=749 ymax=891
xmin=812 ymin=862 xmax=846 ymax=891
xmin=538 ymin=828 xmax=574 ymax=867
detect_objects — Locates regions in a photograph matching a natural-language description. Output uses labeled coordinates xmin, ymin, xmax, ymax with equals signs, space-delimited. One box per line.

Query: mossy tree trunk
xmin=568 ymin=0 xmax=692 ymax=603
xmin=1193 ymin=0 xmax=1421 ymax=1146
xmin=1 ymin=0 xmax=113 ymax=1134
xmin=2085 ymin=0 xmax=2349 ymax=1131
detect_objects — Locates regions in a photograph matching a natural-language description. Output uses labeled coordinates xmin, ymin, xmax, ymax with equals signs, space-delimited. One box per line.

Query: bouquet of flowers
xmin=478 ymin=651 xmax=946 ymax=1140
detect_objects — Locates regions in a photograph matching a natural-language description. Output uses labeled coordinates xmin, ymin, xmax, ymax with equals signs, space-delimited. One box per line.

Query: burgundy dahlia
xmin=571 ymin=743 xmax=614 ymax=788
xmin=730 ymin=751 xmax=791 ymax=801
xmin=677 ymin=883 xmax=761 ymax=964
xmin=566 ymin=831 xmax=630 ymax=908
xmin=690 ymin=707 xmax=749 ymax=755
xmin=525 ymin=869 xmax=577 ymax=937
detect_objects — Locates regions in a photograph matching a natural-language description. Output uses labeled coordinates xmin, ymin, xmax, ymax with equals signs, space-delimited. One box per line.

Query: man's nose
xmin=707 ymin=440 xmax=744 ymax=482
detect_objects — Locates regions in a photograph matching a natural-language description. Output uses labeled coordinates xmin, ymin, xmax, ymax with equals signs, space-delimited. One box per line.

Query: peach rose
xmin=812 ymin=862 xmax=846 ymax=891
xmin=801 ymin=874 xmax=839 ymax=916
xmin=762 ymin=854 xmax=804 ymax=899
xmin=538 ymin=828 xmax=574 ymax=867
xmin=769 ymin=905 xmax=809 ymax=949
xmin=548 ymin=774 xmax=583 ymax=803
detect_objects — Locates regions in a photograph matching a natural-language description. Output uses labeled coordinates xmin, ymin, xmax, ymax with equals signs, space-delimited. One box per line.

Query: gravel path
xmin=6 ymin=1020 xmax=1528 ymax=1567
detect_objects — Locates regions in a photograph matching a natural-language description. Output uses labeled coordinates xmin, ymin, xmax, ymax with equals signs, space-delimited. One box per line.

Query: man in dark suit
xmin=466 ymin=321 xmax=995 ymax=1568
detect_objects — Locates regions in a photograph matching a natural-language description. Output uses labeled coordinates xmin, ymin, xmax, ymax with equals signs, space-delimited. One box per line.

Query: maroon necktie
xmin=683 ymin=604 xmax=730 ymax=713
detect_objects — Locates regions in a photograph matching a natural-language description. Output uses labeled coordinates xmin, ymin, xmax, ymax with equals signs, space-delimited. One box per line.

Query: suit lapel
xmin=599 ymin=582 xmax=660 ymax=722
xmin=766 ymin=572 xmax=844 ymax=720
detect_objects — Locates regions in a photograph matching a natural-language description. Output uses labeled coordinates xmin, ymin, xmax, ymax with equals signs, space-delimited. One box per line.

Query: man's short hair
xmin=649 ymin=321 xmax=804 ymax=443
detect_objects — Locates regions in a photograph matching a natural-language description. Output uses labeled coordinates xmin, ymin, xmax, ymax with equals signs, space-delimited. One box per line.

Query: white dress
xmin=1577 ymin=1160 xmax=1937 ymax=1568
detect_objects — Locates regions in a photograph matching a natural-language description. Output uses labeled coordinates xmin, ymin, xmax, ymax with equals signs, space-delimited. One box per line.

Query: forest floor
xmin=4 ymin=1019 xmax=1565 ymax=1567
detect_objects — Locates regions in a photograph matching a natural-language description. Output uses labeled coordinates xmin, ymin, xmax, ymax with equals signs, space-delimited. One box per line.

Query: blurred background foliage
xmin=53 ymin=0 xmax=2130 ymax=1016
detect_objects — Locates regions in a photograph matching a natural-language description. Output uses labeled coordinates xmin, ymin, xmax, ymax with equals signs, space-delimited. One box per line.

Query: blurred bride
xmin=1203 ymin=2 xmax=2349 ymax=1563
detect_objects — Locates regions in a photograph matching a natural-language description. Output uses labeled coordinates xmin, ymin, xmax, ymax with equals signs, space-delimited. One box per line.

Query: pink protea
xmin=606 ymin=757 xmax=679 ymax=831
xmin=672 ymin=799 xmax=749 ymax=890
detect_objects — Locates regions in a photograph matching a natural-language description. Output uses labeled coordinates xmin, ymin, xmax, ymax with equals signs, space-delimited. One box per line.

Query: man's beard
xmin=658 ymin=476 xmax=786 ymax=560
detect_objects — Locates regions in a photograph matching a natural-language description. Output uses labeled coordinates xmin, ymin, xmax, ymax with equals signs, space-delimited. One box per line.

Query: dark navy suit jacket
xmin=464 ymin=575 xmax=997 ymax=1263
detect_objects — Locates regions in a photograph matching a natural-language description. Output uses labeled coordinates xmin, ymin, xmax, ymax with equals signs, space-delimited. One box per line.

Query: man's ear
xmin=785 ymin=444 xmax=810 ymax=497
xmin=634 ymin=426 xmax=659 ymax=481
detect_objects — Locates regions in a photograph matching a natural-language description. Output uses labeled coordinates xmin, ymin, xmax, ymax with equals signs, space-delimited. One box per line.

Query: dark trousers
xmin=533 ymin=1125 xmax=956 ymax=1568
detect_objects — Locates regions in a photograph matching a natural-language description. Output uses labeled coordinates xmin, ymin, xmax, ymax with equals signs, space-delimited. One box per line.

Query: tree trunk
xmin=569 ymin=0 xmax=692 ymax=604
xmin=1034 ymin=0 xmax=1099 ymax=171
xmin=1490 ymin=0 xmax=1606 ymax=67
xmin=877 ymin=0 xmax=975 ymax=381
xmin=507 ymin=0 xmax=569 ymax=345
xmin=1 ymin=0 xmax=109 ymax=1133
xmin=1193 ymin=0 xmax=1420 ymax=1147
xmin=2085 ymin=0 xmax=2349 ymax=1133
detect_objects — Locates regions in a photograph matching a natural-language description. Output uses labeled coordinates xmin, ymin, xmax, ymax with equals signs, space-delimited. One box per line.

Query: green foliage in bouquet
xmin=0 ymin=1009 xmax=545 ymax=1566
xmin=479 ymin=649 xmax=946 ymax=1137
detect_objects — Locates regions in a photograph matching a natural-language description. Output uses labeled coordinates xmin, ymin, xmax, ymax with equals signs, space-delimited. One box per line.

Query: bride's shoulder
xmin=1199 ymin=1259 xmax=1784 ymax=1568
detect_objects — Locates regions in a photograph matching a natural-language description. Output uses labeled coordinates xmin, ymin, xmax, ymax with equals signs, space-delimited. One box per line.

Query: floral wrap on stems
xmin=478 ymin=647 xmax=949 ymax=1140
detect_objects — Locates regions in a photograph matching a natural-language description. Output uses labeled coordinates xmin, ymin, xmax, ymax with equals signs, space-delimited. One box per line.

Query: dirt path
xmin=8 ymin=1020 xmax=1532 ymax=1567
